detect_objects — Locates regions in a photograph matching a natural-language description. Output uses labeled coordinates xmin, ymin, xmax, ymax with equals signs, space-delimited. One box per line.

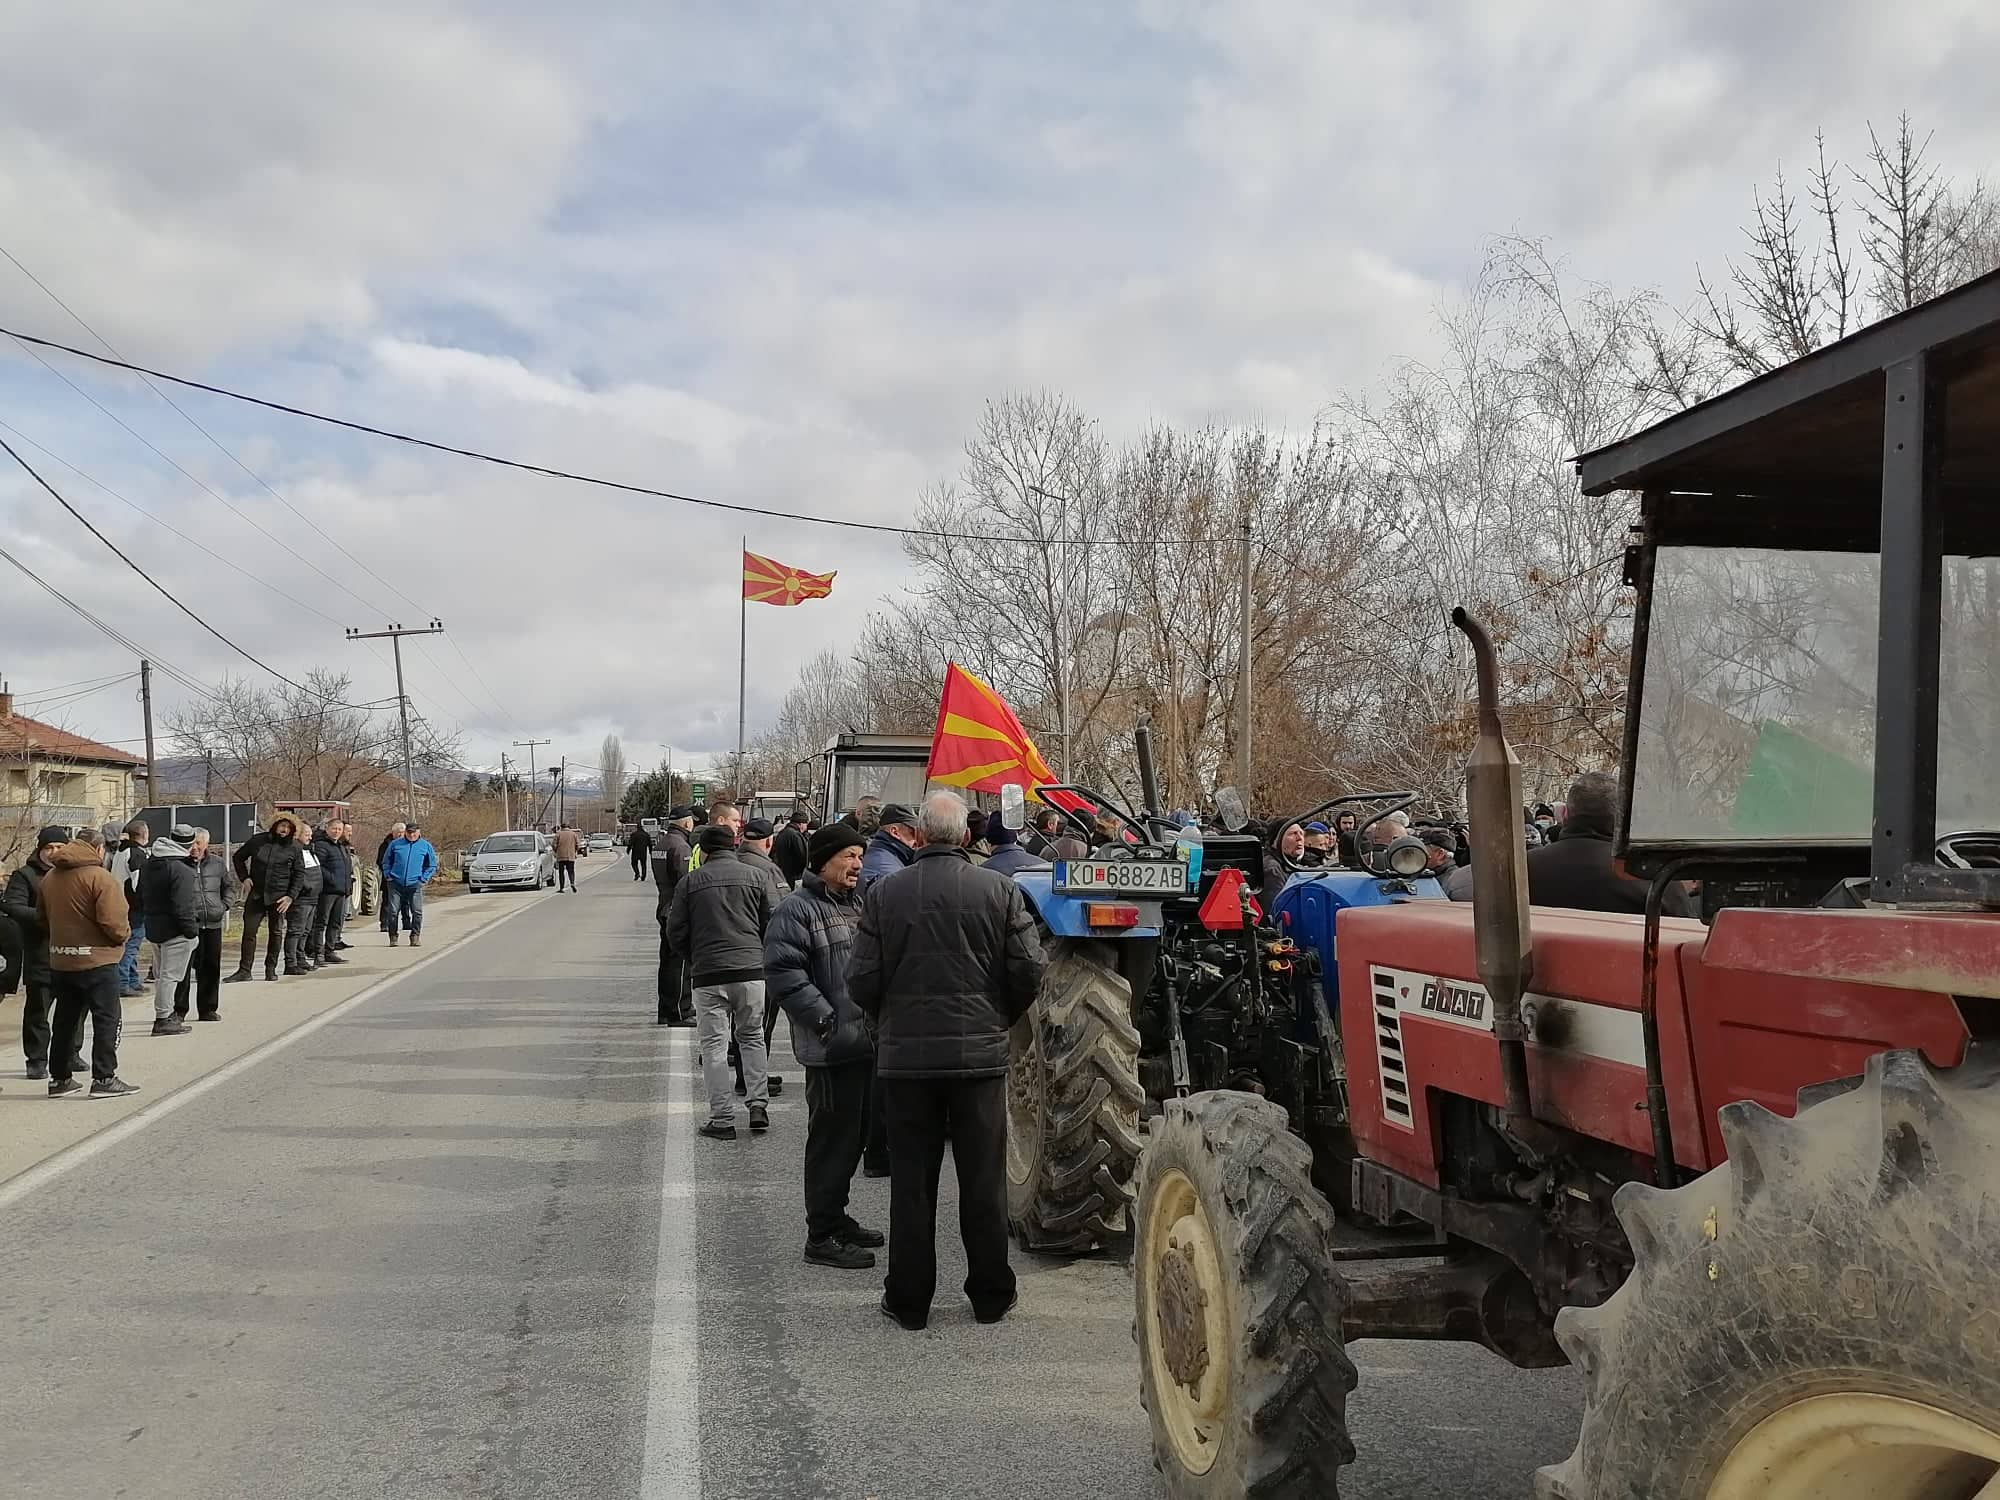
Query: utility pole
xmin=138 ymin=658 xmax=156 ymax=803
xmin=345 ymin=619 xmax=445 ymax=824
xmin=513 ymin=738 xmax=550 ymax=824
xmin=1236 ymin=511 xmax=1254 ymax=798
xmin=499 ymin=751 xmax=513 ymax=830
xmin=556 ymin=757 xmax=567 ymax=825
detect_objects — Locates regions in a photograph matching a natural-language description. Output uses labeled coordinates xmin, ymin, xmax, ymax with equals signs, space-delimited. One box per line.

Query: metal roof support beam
xmin=1871 ymin=352 xmax=1945 ymax=902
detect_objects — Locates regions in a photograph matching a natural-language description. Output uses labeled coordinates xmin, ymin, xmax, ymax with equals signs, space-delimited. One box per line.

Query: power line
xmin=0 ymin=433 xmax=379 ymax=705
xmin=0 ymin=241 xmax=427 ymax=616
xmin=0 ymin=535 xmax=210 ymax=695
xmin=15 ymin=669 xmax=139 ymax=702
xmin=0 ymin=326 xmax=1230 ymax=546
xmin=0 ymin=420 xmax=351 ymax=630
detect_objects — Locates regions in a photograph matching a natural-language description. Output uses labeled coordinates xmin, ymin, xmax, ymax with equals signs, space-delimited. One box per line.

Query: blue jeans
xmin=383 ymin=882 xmax=425 ymax=937
xmin=117 ymin=928 xmax=145 ymax=991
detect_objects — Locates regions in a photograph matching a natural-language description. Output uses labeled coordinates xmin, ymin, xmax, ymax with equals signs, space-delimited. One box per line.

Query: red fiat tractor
xmin=1132 ymin=274 xmax=2000 ymax=1497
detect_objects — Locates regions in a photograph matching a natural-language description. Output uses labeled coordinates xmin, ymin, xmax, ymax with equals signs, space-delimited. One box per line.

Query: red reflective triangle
xmin=1197 ymin=866 xmax=1262 ymax=931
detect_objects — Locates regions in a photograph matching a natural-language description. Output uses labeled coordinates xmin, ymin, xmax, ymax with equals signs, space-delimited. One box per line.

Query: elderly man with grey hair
xmin=848 ymin=790 xmax=1045 ymax=1331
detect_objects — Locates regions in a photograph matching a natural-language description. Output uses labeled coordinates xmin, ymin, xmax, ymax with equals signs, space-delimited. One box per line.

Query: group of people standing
xmin=646 ymin=790 xmax=1044 ymax=1332
xmin=2 ymin=811 xmax=441 ymax=1099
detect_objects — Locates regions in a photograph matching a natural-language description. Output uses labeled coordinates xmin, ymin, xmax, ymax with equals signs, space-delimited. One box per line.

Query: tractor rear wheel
xmin=1136 ymin=1091 xmax=1356 ymax=1498
xmin=1538 ymin=1045 xmax=2000 ymax=1500
xmin=1006 ymin=937 xmax=1143 ymax=1254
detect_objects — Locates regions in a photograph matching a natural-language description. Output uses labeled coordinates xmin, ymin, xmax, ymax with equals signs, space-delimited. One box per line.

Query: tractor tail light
xmin=1086 ymin=903 xmax=1141 ymax=929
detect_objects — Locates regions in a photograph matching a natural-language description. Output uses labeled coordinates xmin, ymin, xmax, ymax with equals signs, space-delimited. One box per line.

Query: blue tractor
xmin=1001 ymin=724 xmax=1449 ymax=1252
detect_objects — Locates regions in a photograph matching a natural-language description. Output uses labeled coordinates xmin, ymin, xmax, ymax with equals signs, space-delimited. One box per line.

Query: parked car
xmin=459 ymin=837 xmax=487 ymax=884
xmin=467 ymin=831 xmax=556 ymax=892
xmin=587 ymin=832 xmax=613 ymax=852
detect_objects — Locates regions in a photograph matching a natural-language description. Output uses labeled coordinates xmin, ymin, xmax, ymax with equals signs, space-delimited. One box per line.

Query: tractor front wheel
xmin=1006 ymin=938 xmax=1143 ymax=1254
xmin=1136 ymin=1091 xmax=1357 ymax=1498
xmin=1539 ymin=1044 xmax=2000 ymax=1500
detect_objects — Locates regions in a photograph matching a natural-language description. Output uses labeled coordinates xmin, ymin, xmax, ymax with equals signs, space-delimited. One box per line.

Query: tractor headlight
xmin=1383 ymin=836 xmax=1429 ymax=878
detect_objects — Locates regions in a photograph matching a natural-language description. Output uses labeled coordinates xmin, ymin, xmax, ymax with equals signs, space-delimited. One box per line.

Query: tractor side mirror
xmin=1214 ymin=787 xmax=1248 ymax=833
xmin=999 ymin=783 xmax=1027 ymax=831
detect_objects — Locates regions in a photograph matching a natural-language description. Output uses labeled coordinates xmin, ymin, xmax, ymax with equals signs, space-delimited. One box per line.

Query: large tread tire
xmin=1007 ymin=938 xmax=1144 ymax=1254
xmin=1538 ymin=1044 xmax=2000 ymax=1500
xmin=1136 ymin=1091 xmax=1357 ymax=1498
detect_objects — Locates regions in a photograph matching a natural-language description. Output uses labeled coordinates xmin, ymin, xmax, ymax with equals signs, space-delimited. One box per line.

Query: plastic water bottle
xmin=1175 ymin=824 xmax=1204 ymax=885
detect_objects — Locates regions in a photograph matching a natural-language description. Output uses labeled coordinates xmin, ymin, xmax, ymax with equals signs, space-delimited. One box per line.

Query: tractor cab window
xmin=1631 ymin=544 xmax=2000 ymax=843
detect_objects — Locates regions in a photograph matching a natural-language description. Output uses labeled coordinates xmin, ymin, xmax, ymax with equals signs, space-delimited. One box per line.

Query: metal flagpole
xmin=736 ymin=534 xmax=748 ymax=795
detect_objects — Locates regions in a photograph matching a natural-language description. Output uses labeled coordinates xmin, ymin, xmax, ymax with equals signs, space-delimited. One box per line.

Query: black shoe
xmin=334 ymin=941 xmax=353 ymax=950
xmin=88 ymin=1076 xmax=140 ymax=1099
xmin=224 ymin=970 xmax=253 ymax=983
xmin=862 ymin=1158 xmax=891 ymax=1179
xmin=667 ymin=1015 xmax=694 ymax=1028
xmin=768 ymin=1075 xmax=784 ymax=1096
xmin=265 ymin=969 xmax=279 ymax=981
xmin=973 ymin=1289 xmax=1020 ymax=1325
xmin=748 ymin=1102 xmax=770 ymax=1133
xmin=197 ymin=1014 xmax=221 ymax=1022
xmin=838 ymin=1219 xmax=886 ymax=1249
xmin=151 ymin=1018 xmax=192 ymax=1037
xmin=284 ymin=965 xmax=308 ymax=976
xmin=387 ymin=933 xmax=399 ymax=947
xmin=408 ymin=934 xmax=420 ymax=948
xmin=47 ymin=1077 xmax=81 ymax=1098
xmin=25 ymin=1060 xmax=48 ymax=1081
xmin=878 ymin=1294 xmax=925 ymax=1331
xmin=804 ymin=1238 xmax=875 ymax=1270
xmin=698 ymin=1120 xmax=737 ymax=1142
xmin=69 ymin=1056 xmax=87 ymax=1073
xmin=321 ymin=954 xmax=347 ymax=966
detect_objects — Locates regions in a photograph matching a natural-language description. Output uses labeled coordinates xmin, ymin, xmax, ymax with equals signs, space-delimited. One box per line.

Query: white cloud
xmin=2 ymin=0 xmax=1999 ymax=777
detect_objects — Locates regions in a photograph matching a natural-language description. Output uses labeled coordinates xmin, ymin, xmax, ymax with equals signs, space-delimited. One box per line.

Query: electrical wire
xmin=15 ymin=669 xmax=140 ymax=703
xmin=0 ymin=325 xmax=1233 ymax=546
xmin=0 ymin=242 xmax=426 ymax=617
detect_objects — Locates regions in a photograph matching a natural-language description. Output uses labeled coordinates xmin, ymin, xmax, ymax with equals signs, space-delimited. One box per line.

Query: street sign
xmin=136 ymin=802 xmax=257 ymax=846
xmin=689 ymin=781 xmax=709 ymax=805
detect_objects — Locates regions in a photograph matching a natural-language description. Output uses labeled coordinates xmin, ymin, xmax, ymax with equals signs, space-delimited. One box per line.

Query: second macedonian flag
xmin=927 ymin=663 xmax=1058 ymax=793
xmin=743 ymin=549 xmax=836 ymax=606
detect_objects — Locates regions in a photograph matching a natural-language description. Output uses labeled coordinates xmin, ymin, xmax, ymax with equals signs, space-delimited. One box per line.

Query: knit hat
xmin=697 ymin=823 xmax=738 ymax=856
xmin=36 ymin=824 xmax=69 ymax=852
xmin=742 ymin=818 xmax=774 ymax=840
xmin=986 ymin=818 xmax=1019 ymax=847
xmin=808 ymin=823 xmax=867 ymax=872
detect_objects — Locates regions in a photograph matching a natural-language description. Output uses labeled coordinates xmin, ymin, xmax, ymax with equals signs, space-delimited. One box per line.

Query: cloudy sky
xmin=2 ymin=0 xmax=1996 ymax=780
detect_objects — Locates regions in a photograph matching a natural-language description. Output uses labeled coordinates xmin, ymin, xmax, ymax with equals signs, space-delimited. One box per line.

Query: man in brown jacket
xmin=38 ymin=826 xmax=138 ymax=1098
xmin=551 ymin=825 xmax=582 ymax=892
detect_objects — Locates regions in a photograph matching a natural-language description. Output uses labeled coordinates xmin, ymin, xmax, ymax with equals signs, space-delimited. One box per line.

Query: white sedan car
xmin=587 ymin=832 xmax=613 ymax=852
xmin=467 ymin=831 xmax=556 ymax=892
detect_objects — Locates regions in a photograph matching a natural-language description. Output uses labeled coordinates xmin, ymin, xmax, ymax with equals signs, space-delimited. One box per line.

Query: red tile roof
xmin=0 ymin=712 xmax=143 ymax=767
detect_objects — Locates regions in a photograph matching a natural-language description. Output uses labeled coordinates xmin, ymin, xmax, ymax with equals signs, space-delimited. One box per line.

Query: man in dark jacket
xmin=771 ymin=809 xmax=811 ymax=886
xmin=858 ymin=803 xmax=920 ymax=889
xmin=848 ymin=791 xmax=1045 ymax=1330
xmin=230 ymin=815 xmax=306 ymax=982
xmin=308 ymin=820 xmax=353 ymax=966
xmin=667 ymin=822 xmax=777 ymax=1138
xmin=736 ymin=818 xmax=792 ymax=1095
xmin=5 ymin=826 xmax=83 ymax=1080
xmin=766 ymin=823 xmax=880 ymax=1269
xmin=286 ymin=825 xmax=325 ymax=974
xmin=139 ymin=826 xmax=200 ymax=1036
xmin=175 ymin=829 xmax=236 ymax=1021
xmin=627 ymin=821 xmax=652 ymax=880
xmin=1526 ymin=772 xmax=1695 ymax=917
xmin=980 ymin=816 xmax=1046 ymax=878
xmin=107 ymin=818 xmax=152 ymax=996
xmin=652 ymin=809 xmax=696 ymax=1025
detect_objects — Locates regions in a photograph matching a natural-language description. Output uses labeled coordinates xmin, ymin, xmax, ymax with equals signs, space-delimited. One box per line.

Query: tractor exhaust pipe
xmin=1451 ymin=608 xmax=1537 ymax=1136
xmin=1135 ymin=718 xmax=1163 ymax=824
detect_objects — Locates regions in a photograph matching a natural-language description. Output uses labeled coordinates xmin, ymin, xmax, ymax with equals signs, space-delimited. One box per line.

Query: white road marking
xmin=0 ymin=881 xmax=565 ymax=1211
xmin=639 ymin=1027 xmax=702 ymax=1500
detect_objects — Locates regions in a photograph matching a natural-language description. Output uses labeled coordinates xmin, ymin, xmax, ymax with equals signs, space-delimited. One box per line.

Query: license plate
xmin=1054 ymin=858 xmax=1189 ymax=897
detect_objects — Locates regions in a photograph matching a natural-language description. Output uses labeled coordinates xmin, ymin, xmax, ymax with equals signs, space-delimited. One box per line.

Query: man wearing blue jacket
xmin=380 ymin=822 xmax=437 ymax=948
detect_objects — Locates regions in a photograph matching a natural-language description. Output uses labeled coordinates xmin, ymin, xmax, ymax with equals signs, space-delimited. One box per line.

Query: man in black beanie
xmin=765 ymin=821 xmax=880 ymax=1267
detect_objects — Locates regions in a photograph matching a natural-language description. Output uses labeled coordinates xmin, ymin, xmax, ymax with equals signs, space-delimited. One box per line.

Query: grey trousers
xmin=695 ymin=979 xmax=767 ymax=1123
xmin=153 ymin=935 xmax=196 ymax=1020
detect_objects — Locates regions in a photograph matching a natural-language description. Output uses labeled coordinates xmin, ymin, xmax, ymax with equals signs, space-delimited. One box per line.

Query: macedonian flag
xmin=742 ymin=549 xmax=836 ymax=606
xmin=927 ymin=663 xmax=1058 ymax=794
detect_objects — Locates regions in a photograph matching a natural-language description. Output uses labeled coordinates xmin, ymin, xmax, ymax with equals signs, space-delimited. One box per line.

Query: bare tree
xmin=598 ymin=734 xmax=626 ymax=812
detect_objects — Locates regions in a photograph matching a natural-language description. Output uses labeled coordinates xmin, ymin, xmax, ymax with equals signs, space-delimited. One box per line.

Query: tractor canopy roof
xmin=1577 ymin=264 xmax=2000 ymax=556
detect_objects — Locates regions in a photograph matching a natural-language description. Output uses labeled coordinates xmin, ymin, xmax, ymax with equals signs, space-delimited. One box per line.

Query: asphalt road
xmin=0 ymin=863 xmax=1579 ymax=1498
